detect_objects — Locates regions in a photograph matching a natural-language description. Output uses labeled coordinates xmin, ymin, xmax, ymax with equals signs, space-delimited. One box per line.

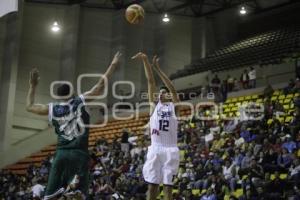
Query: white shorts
xmin=143 ymin=145 xmax=180 ymax=185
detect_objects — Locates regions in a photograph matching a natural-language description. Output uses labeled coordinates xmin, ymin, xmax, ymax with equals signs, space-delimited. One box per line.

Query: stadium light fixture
xmin=51 ymin=21 xmax=60 ymax=33
xmin=162 ymin=13 xmax=170 ymax=23
xmin=240 ymin=6 xmax=247 ymax=15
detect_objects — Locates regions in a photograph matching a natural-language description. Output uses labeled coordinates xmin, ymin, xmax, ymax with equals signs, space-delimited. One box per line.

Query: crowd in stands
xmin=2 ymin=81 xmax=300 ymax=200
xmin=209 ymin=67 xmax=257 ymax=102
xmin=177 ymin=67 xmax=258 ymax=102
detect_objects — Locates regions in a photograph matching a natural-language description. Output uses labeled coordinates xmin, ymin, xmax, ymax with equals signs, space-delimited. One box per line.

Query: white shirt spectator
xmin=248 ymin=69 xmax=256 ymax=80
xmin=210 ymin=126 xmax=220 ymax=134
xmin=223 ymin=163 xmax=235 ymax=180
xmin=290 ymin=165 xmax=300 ymax=176
xmin=130 ymin=146 xmax=142 ymax=157
xmin=235 ymin=137 xmax=245 ymax=147
xmin=32 ymin=184 xmax=45 ymax=198
xmin=128 ymin=136 xmax=138 ymax=145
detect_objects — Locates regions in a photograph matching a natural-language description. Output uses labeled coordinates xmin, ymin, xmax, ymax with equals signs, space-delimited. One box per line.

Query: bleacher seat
xmin=170 ymin=26 xmax=300 ymax=80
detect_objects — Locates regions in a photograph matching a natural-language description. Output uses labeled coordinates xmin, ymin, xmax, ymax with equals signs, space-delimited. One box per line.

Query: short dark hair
xmin=57 ymin=84 xmax=70 ymax=97
xmin=159 ymin=86 xmax=169 ymax=92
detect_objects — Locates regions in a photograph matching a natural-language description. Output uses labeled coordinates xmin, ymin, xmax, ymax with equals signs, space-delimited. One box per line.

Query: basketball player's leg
xmin=161 ymin=147 xmax=180 ymax=200
xmin=147 ymin=183 xmax=160 ymax=200
xmin=163 ymin=185 xmax=172 ymax=200
xmin=143 ymin=147 xmax=162 ymax=200
xmin=44 ymin=155 xmax=65 ymax=200
xmin=64 ymin=150 xmax=89 ymax=199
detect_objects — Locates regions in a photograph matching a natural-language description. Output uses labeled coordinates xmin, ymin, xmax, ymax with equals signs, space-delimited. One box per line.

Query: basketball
xmin=125 ymin=4 xmax=145 ymax=24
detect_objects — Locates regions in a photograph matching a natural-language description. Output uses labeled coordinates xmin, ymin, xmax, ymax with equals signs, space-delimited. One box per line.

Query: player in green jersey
xmin=26 ymin=52 xmax=122 ymax=200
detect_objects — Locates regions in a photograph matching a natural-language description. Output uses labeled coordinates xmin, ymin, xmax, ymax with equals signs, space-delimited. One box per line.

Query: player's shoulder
xmin=73 ymin=95 xmax=84 ymax=103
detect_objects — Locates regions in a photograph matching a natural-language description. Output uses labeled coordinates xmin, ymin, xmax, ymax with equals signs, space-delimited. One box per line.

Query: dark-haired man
xmin=132 ymin=52 xmax=182 ymax=200
xmin=26 ymin=52 xmax=121 ymax=199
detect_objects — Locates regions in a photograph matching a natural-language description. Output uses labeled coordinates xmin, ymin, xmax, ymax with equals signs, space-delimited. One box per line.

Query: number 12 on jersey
xmin=159 ymin=120 xmax=169 ymax=131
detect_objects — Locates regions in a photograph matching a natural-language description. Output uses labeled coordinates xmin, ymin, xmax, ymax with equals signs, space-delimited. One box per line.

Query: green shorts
xmin=44 ymin=149 xmax=89 ymax=199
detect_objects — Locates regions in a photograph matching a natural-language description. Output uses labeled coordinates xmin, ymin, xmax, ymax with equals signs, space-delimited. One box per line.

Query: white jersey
xmin=149 ymin=101 xmax=178 ymax=147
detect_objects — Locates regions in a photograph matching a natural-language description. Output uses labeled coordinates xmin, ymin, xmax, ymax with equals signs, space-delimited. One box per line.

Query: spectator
xmin=233 ymin=78 xmax=240 ymax=91
xmin=282 ymin=135 xmax=297 ymax=153
xmin=248 ymin=67 xmax=256 ymax=89
xmin=264 ymin=171 xmax=286 ymax=199
xmin=222 ymin=160 xmax=237 ymax=191
xmin=32 ymin=179 xmax=45 ymax=199
xmin=277 ymin=148 xmax=293 ymax=172
xmin=241 ymin=151 xmax=253 ymax=170
xmin=120 ymin=128 xmax=130 ymax=154
xmin=284 ymin=79 xmax=295 ymax=94
xmin=211 ymin=74 xmax=221 ymax=92
xmin=263 ymin=83 xmax=274 ymax=99
xmin=240 ymin=69 xmax=249 ymax=89
xmin=248 ymin=159 xmax=264 ymax=187
xmin=293 ymin=78 xmax=300 ymax=93
xmin=220 ymin=80 xmax=228 ymax=102
xmin=227 ymin=75 xmax=235 ymax=92
xmin=200 ymin=188 xmax=217 ymax=200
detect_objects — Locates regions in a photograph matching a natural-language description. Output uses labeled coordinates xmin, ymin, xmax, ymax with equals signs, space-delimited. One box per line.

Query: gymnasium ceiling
xmin=25 ymin=0 xmax=299 ymax=17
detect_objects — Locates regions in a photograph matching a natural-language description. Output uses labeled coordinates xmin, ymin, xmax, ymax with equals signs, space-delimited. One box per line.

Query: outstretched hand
xmin=111 ymin=51 xmax=122 ymax=66
xmin=131 ymin=52 xmax=147 ymax=60
xmin=152 ymin=55 xmax=160 ymax=70
xmin=29 ymin=68 xmax=40 ymax=86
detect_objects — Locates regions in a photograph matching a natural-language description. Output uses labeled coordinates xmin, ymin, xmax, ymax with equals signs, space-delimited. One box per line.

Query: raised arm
xmin=132 ymin=52 xmax=157 ymax=114
xmin=152 ymin=57 xmax=184 ymax=114
xmin=26 ymin=68 xmax=49 ymax=115
xmin=152 ymin=58 xmax=180 ymax=103
xmin=83 ymin=51 xmax=122 ymax=101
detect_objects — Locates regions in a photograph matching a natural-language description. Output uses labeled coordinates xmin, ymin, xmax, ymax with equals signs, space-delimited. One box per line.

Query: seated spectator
xmin=183 ymin=187 xmax=198 ymax=200
xmin=289 ymin=158 xmax=300 ymax=185
xmin=200 ymin=187 xmax=217 ymax=200
xmin=282 ymin=135 xmax=297 ymax=153
xmin=261 ymin=148 xmax=278 ymax=173
xmin=263 ymin=83 xmax=274 ymax=99
xmin=39 ymin=164 xmax=48 ymax=177
xmin=211 ymin=134 xmax=225 ymax=152
xmin=223 ymin=160 xmax=237 ymax=191
xmin=264 ymin=171 xmax=286 ymax=199
xmin=277 ymin=148 xmax=293 ymax=172
xmin=32 ymin=179 xmax=45 ymax=200
xmin=223 ymin=119 xmax=238 ymax=134
xmin=248 ymin=159 xmax=264 ymax=187
xmin=240 ymin=128 xmax=256 ymax=143
xmin=284 ymin=79 xmax=296 ymax=95
xmin=241 ymin=151 xmax=253 ymax=170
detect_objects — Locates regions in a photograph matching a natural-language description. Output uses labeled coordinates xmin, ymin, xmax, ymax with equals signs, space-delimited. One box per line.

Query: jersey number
xmin=159 ymin=120 xmax=169 ymax=131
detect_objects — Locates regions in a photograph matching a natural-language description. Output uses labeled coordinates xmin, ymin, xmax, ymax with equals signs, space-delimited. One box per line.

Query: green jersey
xmin=49 ymin=95 xmax=90 ymax=151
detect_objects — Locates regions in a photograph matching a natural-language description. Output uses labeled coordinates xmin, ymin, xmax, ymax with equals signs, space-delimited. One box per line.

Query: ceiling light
xmin=240 ymin=6 xmax=247 ymax=15
xmin=162 ymin=14 xmax=170 ymax=23
xmin=51 ymin=21 xmax=60 ymax=32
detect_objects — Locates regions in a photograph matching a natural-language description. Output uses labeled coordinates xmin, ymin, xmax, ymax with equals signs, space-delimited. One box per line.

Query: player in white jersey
xmin=132 ymin=52 xmax=182 ymax=200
